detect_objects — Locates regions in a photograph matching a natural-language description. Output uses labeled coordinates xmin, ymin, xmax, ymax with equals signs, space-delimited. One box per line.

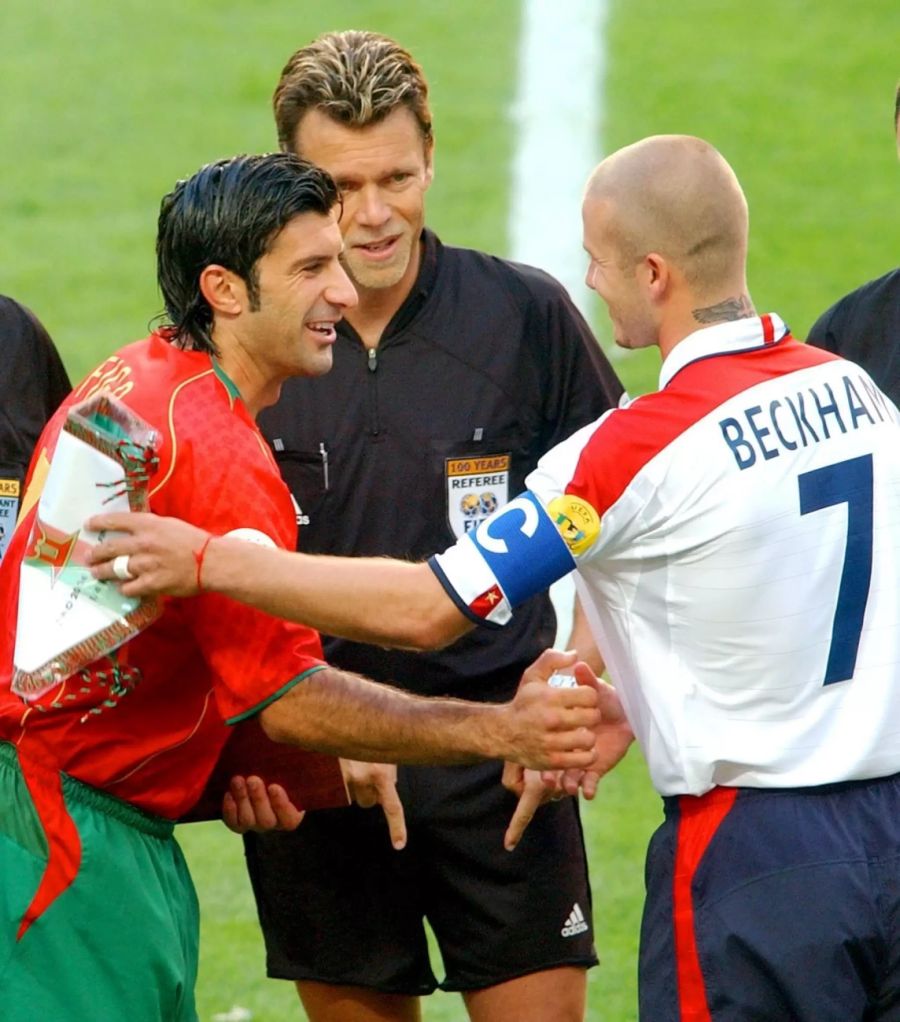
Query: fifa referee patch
xmin=445 ymin=454 xmax=510 ymax=540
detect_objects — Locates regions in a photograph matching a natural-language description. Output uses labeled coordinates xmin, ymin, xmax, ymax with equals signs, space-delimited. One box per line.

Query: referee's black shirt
xmin=807 ymin=267 xmax=900 ymax=407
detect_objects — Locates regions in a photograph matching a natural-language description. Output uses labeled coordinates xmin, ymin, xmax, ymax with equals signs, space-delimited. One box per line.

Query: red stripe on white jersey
xmin=673 ymin=787 xmax=738 ymax=1021
xmin=761 ymin=313 xmax=775 ymax=344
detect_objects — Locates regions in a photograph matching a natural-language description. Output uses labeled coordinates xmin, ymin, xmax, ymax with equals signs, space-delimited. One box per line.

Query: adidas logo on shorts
xmin=561 ymin=902 xmax=589 ymax=937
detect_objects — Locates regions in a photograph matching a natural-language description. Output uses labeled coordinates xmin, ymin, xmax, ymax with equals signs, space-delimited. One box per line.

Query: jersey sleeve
xmin=189 ymin=590 xmax=327 ymax=724
xmin=429 ymin=490 xmax=576 ymax=627
xmin=152 ymin=401 xmax=326 ymax=722
xmin=429 ymin=418 xmax=609 ymax=625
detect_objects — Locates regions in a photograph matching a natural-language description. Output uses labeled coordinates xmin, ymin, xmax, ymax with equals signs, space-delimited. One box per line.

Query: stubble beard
xmin=341 ymin=233 xmax=414 ymax=292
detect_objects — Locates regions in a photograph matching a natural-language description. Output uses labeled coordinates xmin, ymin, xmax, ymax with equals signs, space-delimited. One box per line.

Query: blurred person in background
xmin=0 ymin=296 xmax=70 ymax=561
xmin=807 ymin=84 xmax=900 ymax=404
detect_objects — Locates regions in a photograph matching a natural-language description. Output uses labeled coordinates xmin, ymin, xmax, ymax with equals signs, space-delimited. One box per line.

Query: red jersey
xmin=0 ymin=333 xmax=326 ymax=818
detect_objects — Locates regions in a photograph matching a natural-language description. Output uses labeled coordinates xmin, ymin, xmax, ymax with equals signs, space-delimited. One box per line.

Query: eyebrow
xmin=336 ymin=160 xmax=419 ymax=182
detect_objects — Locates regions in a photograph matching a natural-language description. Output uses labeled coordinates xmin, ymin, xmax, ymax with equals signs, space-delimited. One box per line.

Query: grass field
xmin=3 ymin=1 xmax=897 ymax=1019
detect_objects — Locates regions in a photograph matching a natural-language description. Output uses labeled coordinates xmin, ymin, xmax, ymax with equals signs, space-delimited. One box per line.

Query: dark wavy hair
xmin=156 ymin=153 xmax=339 ymax=352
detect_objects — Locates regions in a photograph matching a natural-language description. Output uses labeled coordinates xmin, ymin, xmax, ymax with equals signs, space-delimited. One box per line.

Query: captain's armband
xmin=428 ymin=490 xmax=588 ymax=626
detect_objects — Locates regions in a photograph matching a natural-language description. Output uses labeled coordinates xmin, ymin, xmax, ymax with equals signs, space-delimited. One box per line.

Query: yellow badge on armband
xmin=547 ymin=495 xmax=601 ymax=556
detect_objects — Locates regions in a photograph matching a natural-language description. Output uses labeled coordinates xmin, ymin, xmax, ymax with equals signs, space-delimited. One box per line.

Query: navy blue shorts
xmin=244 ymin=759 xmax=597 ymax=994
xmin=640 ymin=774 xmax=900 ymax=1021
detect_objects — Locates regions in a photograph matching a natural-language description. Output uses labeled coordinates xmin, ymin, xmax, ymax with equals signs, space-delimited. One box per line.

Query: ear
xmin=423 ymin=136 xmax=435 ymax=188
xmin=199 ymin=264 xmax=246 ymax=318
xmin=641 ymin=252 xmax=669 ymax=302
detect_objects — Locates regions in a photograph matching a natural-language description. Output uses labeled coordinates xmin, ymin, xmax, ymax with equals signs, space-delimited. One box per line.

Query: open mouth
xmin=354 ymin=235 xmax=401 ymax=258
xmin=306 ymin=321 xmax=337 ymax=341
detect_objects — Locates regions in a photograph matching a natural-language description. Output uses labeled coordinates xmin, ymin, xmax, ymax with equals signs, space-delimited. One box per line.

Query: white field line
xmin=508 ymin=0 xmax=608 ymax=644
xmin=508 ymin=0 xmax=608 ymax=318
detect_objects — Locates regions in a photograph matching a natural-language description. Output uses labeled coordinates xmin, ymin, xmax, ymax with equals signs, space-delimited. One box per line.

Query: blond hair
xmin=274 ymin=30 xmax=433 ymax=153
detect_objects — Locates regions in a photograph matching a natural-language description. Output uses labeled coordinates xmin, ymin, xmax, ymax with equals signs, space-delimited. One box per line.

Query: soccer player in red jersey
xmin=0 ymin=153 xmax=602 ymax=1022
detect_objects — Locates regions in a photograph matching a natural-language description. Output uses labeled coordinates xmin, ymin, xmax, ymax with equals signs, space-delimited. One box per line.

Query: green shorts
xmin=0 ymin=741 xmax=199 ymax=1022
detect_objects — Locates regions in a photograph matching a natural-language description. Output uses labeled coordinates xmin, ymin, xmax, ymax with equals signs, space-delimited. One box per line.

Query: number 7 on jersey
xmin=798 ymin=454 xmax=874 ymax=686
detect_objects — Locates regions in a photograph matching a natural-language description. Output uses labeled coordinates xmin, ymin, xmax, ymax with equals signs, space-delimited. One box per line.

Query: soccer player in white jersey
xmin=90 ymin=135 xmax=900 ymax=1021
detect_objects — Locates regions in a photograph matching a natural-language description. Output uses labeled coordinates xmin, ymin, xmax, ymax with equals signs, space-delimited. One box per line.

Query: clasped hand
xmin=502 ymin=653 xmax=633 ymax=850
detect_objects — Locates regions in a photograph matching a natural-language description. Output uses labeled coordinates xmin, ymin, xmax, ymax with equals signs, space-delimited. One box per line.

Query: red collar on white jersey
xmin=660 ymin=313 xmax=789 ymax=390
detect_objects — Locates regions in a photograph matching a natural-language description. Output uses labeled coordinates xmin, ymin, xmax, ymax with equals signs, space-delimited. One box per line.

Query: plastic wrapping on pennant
xmin=12 ymin=394 xmax=162 ymax=701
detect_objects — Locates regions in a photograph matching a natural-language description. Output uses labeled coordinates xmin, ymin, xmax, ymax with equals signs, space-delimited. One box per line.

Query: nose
xmin=584 ymin=261 xmax=598 ymax=292
xmin=354 ymin=184 xmax=391 ymax=228
xmin=326 ymin=262 xmax=359 ymax=311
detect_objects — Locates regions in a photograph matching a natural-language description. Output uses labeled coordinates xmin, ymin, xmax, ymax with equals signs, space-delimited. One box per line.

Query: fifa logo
xmin=461 ymin=491 xmax=498 ymax=531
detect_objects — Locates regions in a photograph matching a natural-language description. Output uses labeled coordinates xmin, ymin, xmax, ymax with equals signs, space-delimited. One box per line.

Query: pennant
xmin=12 ymin=395 xmax=162 ymax=701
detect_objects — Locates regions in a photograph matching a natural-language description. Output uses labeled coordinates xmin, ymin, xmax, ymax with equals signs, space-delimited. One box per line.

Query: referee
xmin=253 ymin=30 xmax=623 ymax=1022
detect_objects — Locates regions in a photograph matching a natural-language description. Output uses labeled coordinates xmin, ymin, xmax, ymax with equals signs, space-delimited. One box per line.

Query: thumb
xmin=590 ymin=676 xmax=628 ymax=723
xmin=572 ymin=660 xmax=601 ymax=694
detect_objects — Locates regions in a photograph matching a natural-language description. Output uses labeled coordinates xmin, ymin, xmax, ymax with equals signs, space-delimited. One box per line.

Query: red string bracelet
xmin=193 ymin=533 xmax=214 ymax=593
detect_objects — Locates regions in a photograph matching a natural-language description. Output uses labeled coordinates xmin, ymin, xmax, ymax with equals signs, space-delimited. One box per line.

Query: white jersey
xmin=432 ymin=315 xmax=900 ymax=795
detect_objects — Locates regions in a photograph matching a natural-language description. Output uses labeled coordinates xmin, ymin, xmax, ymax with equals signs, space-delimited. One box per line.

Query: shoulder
xmin=72 ymin=335 xmax=208 ymax=409
xmin=438 ymin=241 xmax=575 ymax=307
xmin=96 ymin=338 xmax=273 ymax=481
xmin=154 ymin=384 xmax=292 ymax=541
xmin=834 ymin=267 xmax=900 ymax=308
xmin=0 ymin=295 xmax=54 ymax=354
xmin=809 ymin=267 xmax=900 ymax=342
xmin=0 ymin=294 xmax=32 ymax=332
xmin=435 ymin=244 xmax=598 ymax=373
xmin=0 ymin=294 xmax=36 ymax=327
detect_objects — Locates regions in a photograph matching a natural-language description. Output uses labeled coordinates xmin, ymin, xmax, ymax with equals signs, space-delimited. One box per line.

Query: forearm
xmin=261 ymin=668 xmax=509 ymax=765
xmin=86 ymin=510 xmax=473 ymax=647
xmin=204 ymin=539 xmax=470 ymax=649
xmin=260 ymin=654 xmax=603 ymax=773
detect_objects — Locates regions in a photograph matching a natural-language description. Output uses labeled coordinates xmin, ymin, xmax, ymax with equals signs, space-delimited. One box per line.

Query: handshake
xmin=212 ymin=651 xmax=633 ymax=853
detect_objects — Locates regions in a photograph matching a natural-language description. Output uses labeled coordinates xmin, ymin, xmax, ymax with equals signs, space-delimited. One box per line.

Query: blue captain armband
xmin=428 ymin=490 xmax=577 ymax=627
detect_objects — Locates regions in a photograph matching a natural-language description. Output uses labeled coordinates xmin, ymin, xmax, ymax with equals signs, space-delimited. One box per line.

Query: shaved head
xmin=584 ymin=135 xmax=748 ymax=296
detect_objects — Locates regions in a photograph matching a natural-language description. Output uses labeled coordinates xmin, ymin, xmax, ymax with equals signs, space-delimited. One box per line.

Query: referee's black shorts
xmin=244 ymin=758 xmax=598 ymax=993
xmin=640 ymin=773 xmax=900 ymax=1021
